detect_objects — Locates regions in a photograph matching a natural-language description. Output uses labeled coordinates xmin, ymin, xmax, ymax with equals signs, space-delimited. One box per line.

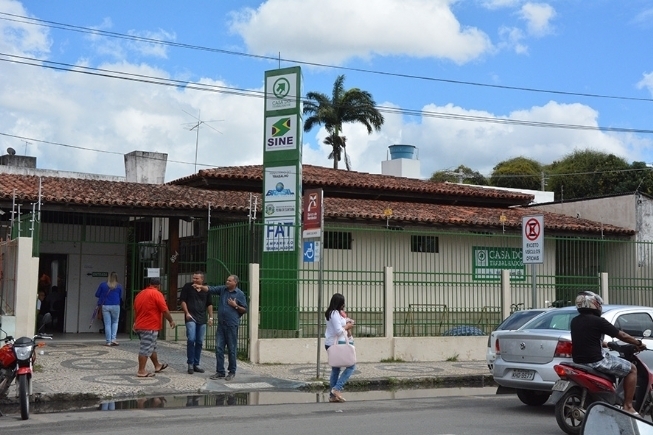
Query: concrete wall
xmin=256 ymin=336 xmax=487 ymax=364
xmin=535 ymin=195 xmax=636 ymax=231
xmin=14 ymin=237 xmax=38 ymax=338
xmin=124 ymin=151 xmax=167 ymax=184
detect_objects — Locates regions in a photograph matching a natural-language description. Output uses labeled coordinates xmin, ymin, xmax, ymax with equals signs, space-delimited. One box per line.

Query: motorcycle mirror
xmin=38 ymin=312 xmax=53 ymax=333
xmin=581 ymin=403 xmax=653 ymax=435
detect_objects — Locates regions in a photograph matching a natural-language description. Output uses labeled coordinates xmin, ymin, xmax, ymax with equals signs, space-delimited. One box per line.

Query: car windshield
xmin=497 ymin=310 xmax=546 ymax=331
xmin=520 ymin=310 xmax=579 ymax=330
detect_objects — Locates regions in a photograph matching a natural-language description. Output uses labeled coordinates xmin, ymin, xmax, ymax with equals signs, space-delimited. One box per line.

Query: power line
xmin=1 ymin=12 xmax=652 ymax=104
xmin=3 ymin=130 xmax=651 ymax=182
xmin=2 ymin=52 xmax=653 ymax=135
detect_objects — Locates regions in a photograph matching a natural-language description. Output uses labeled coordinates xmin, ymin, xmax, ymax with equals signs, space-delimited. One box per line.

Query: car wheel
xmin=516 ymin=389 xmax=551 ymax=406
xmin=555 ymin=387 xmax=586 ymax=435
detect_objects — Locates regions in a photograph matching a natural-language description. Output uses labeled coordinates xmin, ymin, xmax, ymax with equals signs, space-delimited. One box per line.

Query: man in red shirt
xmin=133 ymin=278 xmax=176 ymax=377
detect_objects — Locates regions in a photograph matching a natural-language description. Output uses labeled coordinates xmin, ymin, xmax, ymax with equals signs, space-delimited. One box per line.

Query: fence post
xmin=384 ymin=266 xmax=394 ymax=341
xmin=501 ymin=269 xmax=511 ymax=321
xmin=600 ymin=272 xmax=609 ymax=305
xmin=248 ymin=263 xmax=260 ymax=364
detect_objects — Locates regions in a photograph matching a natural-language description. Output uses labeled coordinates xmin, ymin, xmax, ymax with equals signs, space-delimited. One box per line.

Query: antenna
xmin=444 ymin=168 xmax=473 ymax=184
xmin=181 ymin=110 xmax=222 ymax=173
xmin=23 ymin=141 xmax=31 ymax=155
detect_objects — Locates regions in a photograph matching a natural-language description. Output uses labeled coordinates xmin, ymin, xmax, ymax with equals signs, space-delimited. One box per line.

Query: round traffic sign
xmin=524 ymin=218 xmax=541 ymax=241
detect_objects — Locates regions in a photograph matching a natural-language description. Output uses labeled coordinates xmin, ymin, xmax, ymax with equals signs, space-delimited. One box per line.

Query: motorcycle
xmin=0 ymin=313 xmax=52 ymax=420
xmin=552 ymin=341 xmax=653 ymax=435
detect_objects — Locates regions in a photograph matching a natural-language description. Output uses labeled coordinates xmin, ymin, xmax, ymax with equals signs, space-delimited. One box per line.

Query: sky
xmin=0 ymin=0 xmax=652 ymax=183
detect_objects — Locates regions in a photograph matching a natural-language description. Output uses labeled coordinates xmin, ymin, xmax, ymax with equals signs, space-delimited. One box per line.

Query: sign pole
xmin=317 ymin=230 xmax=324 ymax=379
xmin=531 ymin=264 xmax=537 ymax=309
xmin=522 ymin=215 xmax=544 ymax=309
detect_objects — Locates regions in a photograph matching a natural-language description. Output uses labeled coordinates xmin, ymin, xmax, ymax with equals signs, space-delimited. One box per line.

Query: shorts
xmin=586 ymin=350 xmax=632 ymax=377
xmin=136 ymin=330 xmax=158 ymax=357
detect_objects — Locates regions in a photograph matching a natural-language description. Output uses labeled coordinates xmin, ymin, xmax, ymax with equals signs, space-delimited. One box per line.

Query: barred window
xmin=411 ymin=235 xmax=438 ymax=253
xmin=324 ymin=231 xmax=352 ymax=250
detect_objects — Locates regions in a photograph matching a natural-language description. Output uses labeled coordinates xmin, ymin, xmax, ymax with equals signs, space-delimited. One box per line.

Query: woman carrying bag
xmin=325 ymin=293 xmax=355 ymax=403
xmin=95 ymin=272 xmax=123 ymax=346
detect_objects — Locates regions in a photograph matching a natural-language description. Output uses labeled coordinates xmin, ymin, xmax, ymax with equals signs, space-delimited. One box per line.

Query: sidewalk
xmin=2 ymin=335 xmax=494 ymax=404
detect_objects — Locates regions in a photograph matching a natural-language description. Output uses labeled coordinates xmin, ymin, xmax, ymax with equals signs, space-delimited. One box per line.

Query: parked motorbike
xmin=552 ymin=341 xmax=653 ymax=435
xmin=0 ymin=313 xmax=52 ymax=420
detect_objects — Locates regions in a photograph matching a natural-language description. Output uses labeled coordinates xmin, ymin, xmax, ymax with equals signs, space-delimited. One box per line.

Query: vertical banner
xmin=261 ymin=66 xmax=302 ymax=330
xmin=302 ymin=188 xmax=322 ymax=239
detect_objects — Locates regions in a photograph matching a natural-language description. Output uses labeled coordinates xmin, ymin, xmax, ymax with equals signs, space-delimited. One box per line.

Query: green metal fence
xmin=207 ymin=221 xmax=653 ymax=344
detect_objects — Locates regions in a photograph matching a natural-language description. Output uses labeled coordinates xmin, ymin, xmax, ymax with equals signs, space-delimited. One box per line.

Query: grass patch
xmin=380 ymin=357 xmax=405 ymax=363
xmin=446 ymin=354 xmax=459 ymax=362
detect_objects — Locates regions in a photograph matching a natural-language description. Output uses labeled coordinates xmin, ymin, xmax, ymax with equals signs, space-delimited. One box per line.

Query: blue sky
xmin=0 ymin=0 xmax=652 ymax=182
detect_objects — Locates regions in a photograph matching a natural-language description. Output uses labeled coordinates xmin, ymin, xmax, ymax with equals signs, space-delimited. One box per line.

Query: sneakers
xmin=225 ymin=373 xmax=235 ymax=381
xmin=193 ymin=366 xmax=205 ymax=373
xmin=210 ymin=373 xmax=225 ymax=380
xmin=328 ymin=396 xmax=340 ymax=403
xmin=331 ymin=389 xmax=346 ymax=402
xmin=188 ymin=365 xmax=194 ymax=374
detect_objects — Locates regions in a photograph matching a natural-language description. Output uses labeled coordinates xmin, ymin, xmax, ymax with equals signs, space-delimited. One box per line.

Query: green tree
xmin=303 ymin=75 xmax=384 ymax=169
xmin=490 ymin=157 xmax=543 ymax=190
xmin=430 ymin=165 xmax=488 ymax=185
xmin=546 ymin=150 xmax=633 ymax=200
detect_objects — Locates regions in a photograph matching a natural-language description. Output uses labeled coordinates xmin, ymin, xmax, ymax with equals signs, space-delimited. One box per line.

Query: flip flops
xmin=137 ymin=373 xmax=155 ymax=378
xmin=155 ymin=363 xmax=168 ymax=373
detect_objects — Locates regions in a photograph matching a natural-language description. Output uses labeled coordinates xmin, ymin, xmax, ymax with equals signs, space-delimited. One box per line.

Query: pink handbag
xmin=327 ymin=334 xmax=356 ymax=367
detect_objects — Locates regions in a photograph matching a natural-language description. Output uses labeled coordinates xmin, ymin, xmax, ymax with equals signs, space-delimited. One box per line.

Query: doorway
xmin=38 ymin=254 xmax=68 ymax=332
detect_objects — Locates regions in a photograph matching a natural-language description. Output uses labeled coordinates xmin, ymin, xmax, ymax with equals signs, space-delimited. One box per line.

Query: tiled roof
xmin=324 ymin=197 xmax=632 ymax=235
xmin=172 ymin=164 xmax=535 ymax=205
xmin=0 ymin=174 xmax=253 ymax=213
xmin=0 ymin=173 xmax=632 ymax=235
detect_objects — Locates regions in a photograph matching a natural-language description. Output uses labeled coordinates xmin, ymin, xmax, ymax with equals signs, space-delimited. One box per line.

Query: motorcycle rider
xmin=570 ymin=291 xmax=647 ymax=415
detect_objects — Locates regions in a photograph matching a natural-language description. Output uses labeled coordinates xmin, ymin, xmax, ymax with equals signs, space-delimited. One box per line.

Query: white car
xmin=486 ymin=308 xmax=551 ymax=371
xmin=491 ymin=305 xmax=653 ymax=406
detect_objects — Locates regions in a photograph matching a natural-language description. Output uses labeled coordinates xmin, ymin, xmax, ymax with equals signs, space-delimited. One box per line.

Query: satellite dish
xmin=6 ymin=147 xmax=16 ymax=156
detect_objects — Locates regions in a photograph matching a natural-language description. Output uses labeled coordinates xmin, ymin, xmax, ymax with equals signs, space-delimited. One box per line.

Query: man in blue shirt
xmin=195 ymin=275 xmax=248 ymax=381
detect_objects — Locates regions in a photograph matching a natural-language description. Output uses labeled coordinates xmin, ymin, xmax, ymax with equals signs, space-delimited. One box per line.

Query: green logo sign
xmin=273 ymin=78 xmax=290 ymax=99
xmin=472 ymin=246 xmax=525 ymax=281
xmin=91 ymin=272 xmax=109 ymax=278
xmin=272 ymin=118 xmax=291 ymax=137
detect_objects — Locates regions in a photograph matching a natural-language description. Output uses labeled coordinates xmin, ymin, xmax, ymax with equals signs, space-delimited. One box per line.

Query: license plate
xmin=511 ymin=369 xmax=535 ymax=380
xmin=552 ymin=380 xmax=570 ymax=391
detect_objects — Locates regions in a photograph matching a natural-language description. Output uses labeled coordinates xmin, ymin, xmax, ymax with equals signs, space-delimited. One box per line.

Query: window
xmin=411 ymin=235 xmax=438 ymax=253
xmin=324 ymin=231 xmax=352 ymax=250
xmin=614 ymin=313 xmax=653 ymax=337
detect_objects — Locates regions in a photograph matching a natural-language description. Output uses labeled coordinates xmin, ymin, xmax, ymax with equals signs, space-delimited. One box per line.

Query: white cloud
xmin=637 ymin=72 xmax=653 ymax=96
xmin=518 ymin=2 xmax=556 ymax=37
xmin=229 ymin=0 xmax=493 ymax=65
xmin=326 ymin=101 xmax=645 ymax=179
xmin=480 ymin=0 xmax=521 ymax=9
xmin=85 ymin=18 xmax=173 ymax=60
xmin=498 ymin=26 xmax=528 ymax=54
xmin=632 ymin=8 xmax=653 ymax=26
xmin=0 ymin=0 xmax=50 ymax=55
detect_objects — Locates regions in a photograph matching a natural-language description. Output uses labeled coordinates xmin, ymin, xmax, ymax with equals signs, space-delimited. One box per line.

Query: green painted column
xmin=260 ymin=67 xmax=302 ymax=333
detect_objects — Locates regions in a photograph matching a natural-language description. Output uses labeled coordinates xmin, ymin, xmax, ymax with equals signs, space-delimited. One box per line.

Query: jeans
xmin=185 ymin=321 xmax=207 ymax=366
xmin=326 ymin=345 xmax=355 ymax=391
xmin=102 ymin=305 xmax=120 ymax=344
xmin=216 ymin=323 xmax=238 ymax=375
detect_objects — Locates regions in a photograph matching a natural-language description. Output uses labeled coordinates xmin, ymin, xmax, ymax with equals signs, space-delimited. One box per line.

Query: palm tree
xmin=323 ymin=133 xmax=351 ymax=170
xmin=303 ymin=75 xmax=384 ymax=169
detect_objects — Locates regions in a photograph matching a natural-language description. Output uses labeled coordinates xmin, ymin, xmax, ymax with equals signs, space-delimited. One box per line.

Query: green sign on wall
xmin=472 ymin=246 xmax=526 ymax=281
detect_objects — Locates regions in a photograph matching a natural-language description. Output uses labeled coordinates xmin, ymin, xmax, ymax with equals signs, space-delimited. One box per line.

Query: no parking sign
xmin=522 ymin=215 xmax=543 ymax=264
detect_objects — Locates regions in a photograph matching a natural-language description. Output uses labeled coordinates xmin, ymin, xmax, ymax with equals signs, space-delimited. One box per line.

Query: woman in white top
xmin=325 ymin=293 xmax=355 ymax=403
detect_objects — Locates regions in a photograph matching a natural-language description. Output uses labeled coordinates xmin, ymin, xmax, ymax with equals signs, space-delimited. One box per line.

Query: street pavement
xmin=0 ymin=334 xmax=494 ymax=406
